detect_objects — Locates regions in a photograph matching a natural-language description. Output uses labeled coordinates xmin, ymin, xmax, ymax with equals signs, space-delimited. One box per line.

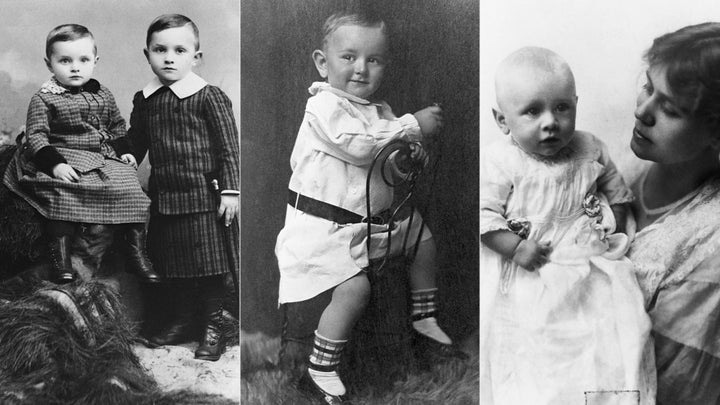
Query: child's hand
xmin=409 ymin=143 xmax=429 ymax=166
xmin=52 ymin=163 xmax=79 ymax=182
xmin=512 ymin=239 xmax=552 ymax=271
xmin=413 ymin=105 xmax=444 ymax=137
xmin=218 ymin=194 xmax=239 ymax=227
xmin=120 ymin=153 xmax=138 ymax=168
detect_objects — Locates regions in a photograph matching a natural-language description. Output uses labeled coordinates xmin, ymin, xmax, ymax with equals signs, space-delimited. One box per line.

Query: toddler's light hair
xmin=320 ymin=10 xmax=388 ymax=51
xmin=46 ymin=24 xmax=96 ymax=59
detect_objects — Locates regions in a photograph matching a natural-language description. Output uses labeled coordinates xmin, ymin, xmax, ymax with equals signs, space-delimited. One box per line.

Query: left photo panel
xmin=0 ymin=0 xmax=240 ymax=403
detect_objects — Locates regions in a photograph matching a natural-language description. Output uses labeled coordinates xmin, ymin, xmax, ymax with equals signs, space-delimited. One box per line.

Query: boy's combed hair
xmin=321 ymin=10 xmax=388 ymax=50
xmin=646 ymin=22 xmax=720 ymax=132
xmin=146 ymin=14 xmax=200 ymax=50
xmin=46 ymin=24 xmax=95 ymax=59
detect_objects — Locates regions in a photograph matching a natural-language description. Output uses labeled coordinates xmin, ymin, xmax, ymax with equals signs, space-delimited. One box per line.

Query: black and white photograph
xmin=0 ymin=1 xmax=240 ymax=403
xmin=481 ymin=1 xmax=720 ymax=404
xmin=9 ymin=0 xmax=720 ymax=404
xmin=241 ymin=0 xmax=478 ymax=403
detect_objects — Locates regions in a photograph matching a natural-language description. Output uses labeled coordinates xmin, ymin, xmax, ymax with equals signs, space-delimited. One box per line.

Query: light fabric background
xmin=0 ymin=0 xmax=239 ymax=135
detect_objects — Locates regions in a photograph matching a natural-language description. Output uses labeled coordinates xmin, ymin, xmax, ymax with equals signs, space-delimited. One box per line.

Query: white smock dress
xmin=480 ymin=132 xmax=655 ymax=405
xmin=275 ymin=82 xmax=430 ymax=305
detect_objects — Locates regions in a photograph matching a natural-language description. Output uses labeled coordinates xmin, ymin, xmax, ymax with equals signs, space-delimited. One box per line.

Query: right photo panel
xmin=481 ymin=1 xmax=720 ymax=404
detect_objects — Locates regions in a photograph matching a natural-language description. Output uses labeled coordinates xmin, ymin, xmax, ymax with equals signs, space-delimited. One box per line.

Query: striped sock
xmin=411 ymin=288 xmax=452 ymax=345
xmin=308 ymin=331 xmax=347 ymax=396
xmin=411 ymin=288 xmax=438 ymax=318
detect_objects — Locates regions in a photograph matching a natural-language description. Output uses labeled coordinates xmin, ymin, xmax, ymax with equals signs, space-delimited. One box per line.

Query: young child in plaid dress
xmin=3 ymin=24 xmax=158 ymax=284
xmin=127 ymin=14 xmax=239 ymax=362
xmin=274 ymin=11 xmax=463 ymax=403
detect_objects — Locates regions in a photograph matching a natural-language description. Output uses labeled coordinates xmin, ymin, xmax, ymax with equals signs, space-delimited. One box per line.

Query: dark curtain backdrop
xmin=241 ymin=0 xmax=479 ymax=337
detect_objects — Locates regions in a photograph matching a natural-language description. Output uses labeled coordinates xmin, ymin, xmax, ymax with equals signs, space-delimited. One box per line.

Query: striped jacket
xmin=127 ymin=73 xmax=239 ymax=215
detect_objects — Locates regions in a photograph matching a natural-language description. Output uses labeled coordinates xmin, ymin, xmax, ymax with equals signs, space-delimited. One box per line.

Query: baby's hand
xmin=52 ymin=163 xmax=79 ymax=182
xmin=120 ymin=153 xmax=138 ymax=168
xmin=512 ymin=240 xmax=552 ymax=271
xmin=217 ymin=194 xmax=239 ymax=227
xmin=413 ymin=105 xmax=444 ymax=137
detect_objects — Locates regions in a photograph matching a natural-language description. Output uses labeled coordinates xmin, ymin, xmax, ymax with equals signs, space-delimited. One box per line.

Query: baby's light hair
xmin=46 ymin=24 xmax=96 ymax=59
xmin=320 ymin=10 xmax=388 ymax=51
xmin=146 ymin=14 xmax=200 ymax=51
xmin=494 ymin=46 xmax=575 ymax=110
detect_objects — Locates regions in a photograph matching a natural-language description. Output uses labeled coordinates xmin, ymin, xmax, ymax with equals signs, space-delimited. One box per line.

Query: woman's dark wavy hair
xmin=645 ymin=22 xmax=720 ymax=132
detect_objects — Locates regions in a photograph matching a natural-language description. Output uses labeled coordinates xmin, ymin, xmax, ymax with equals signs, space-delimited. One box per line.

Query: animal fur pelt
xmin=0 ymin=144 xmax=46 ymax=279
xmin=0 ymin=279 xmax=158 ymax=404
xmin=0 ymin=277 xmax=239 ymax=404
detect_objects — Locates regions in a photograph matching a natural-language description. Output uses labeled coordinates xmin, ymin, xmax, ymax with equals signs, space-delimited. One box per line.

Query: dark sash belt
xmin=288 ymin=189 xmax=390 ymax=225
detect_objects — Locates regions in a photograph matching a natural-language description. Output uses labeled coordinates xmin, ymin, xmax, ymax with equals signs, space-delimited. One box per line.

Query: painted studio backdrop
xmin=0 ymin=0 xmax=238 ymax=138
xmin=241 ymin=0 xmax=479 ymax=340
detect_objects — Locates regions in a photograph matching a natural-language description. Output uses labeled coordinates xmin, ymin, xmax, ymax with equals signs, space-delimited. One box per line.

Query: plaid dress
xmin=3 ymin=78 xmax=150 ymax=224
xmin=127 ymin=73 xmax=239 ymax=278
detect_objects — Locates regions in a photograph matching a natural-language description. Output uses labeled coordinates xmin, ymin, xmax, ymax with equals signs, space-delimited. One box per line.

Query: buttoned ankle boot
xmin=124 ymin=224 xmax=160 ymax=283
xmin=149 ymin=309 xmax=196 ymax=347
xmin=195 ymin=298 xmax=226 ymax=361
xmin=48 ymin=235 xmax=77 ymax=283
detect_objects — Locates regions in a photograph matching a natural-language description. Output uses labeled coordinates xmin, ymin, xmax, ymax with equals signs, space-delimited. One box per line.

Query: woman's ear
xmin=45 ymin=58 xmax=52 ymax=73
xmin=312 ymin=49 xmax=328 ymax=79
xmin=492 ymin=108 xmax=511 ymax=135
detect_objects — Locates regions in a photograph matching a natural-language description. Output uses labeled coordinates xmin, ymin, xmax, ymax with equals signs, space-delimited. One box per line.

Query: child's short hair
xmin=46 ymin=24 xmax=96 ymax=59
xmin=146 ymin=14 xmax=200 ymax=50
xmin=646 ymin=22 xmax=720 ymax=131
xmin=320 ymin=10 xmax=388 ymax=50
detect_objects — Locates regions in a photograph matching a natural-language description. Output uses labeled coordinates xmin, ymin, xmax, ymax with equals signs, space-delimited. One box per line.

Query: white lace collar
xmin=142 ymin=72 xmax=207 ymax=99
xmin=40 ymin=78 xmax=66 ymax=94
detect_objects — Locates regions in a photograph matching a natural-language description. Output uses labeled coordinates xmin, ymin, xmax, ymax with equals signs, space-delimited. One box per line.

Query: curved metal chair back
xmin=365 ymin=139 xmax=427 ymax=273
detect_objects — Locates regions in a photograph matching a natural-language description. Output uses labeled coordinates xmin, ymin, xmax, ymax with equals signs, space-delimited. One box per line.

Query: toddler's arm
xmin=204 ymin=87 xmax=240 ymax=225
xmin=25 ymin=94 xmax=79 ymax=181
xmin=126 ymin=92 xmax=151 ymax=164
xmin=306 ymin=96 xmax=423 ymax=166
xmin=482 ymin=230 xmax=552 ymax=271
xmin=103 ymin=89 xmax=127 ymax=141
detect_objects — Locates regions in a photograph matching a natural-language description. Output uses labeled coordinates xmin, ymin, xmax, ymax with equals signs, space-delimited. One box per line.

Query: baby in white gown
xmin=480 ymin=47 xmax=654 ymax=405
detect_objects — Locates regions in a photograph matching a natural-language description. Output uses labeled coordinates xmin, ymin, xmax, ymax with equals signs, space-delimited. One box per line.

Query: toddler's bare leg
xmin=408 ymin=238 xmax=438 ymax=290
xmin=408 ymin=237 xmax=453 ymax=346
xmin=303 ymin=272 xmax=370 ymax=399
xmin=316 ymin=272 xmax=371 ymax=340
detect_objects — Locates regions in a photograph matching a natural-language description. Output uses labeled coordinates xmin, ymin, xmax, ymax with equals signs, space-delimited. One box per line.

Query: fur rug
xmin=0 ymin=145 xmax=46 ymax=279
